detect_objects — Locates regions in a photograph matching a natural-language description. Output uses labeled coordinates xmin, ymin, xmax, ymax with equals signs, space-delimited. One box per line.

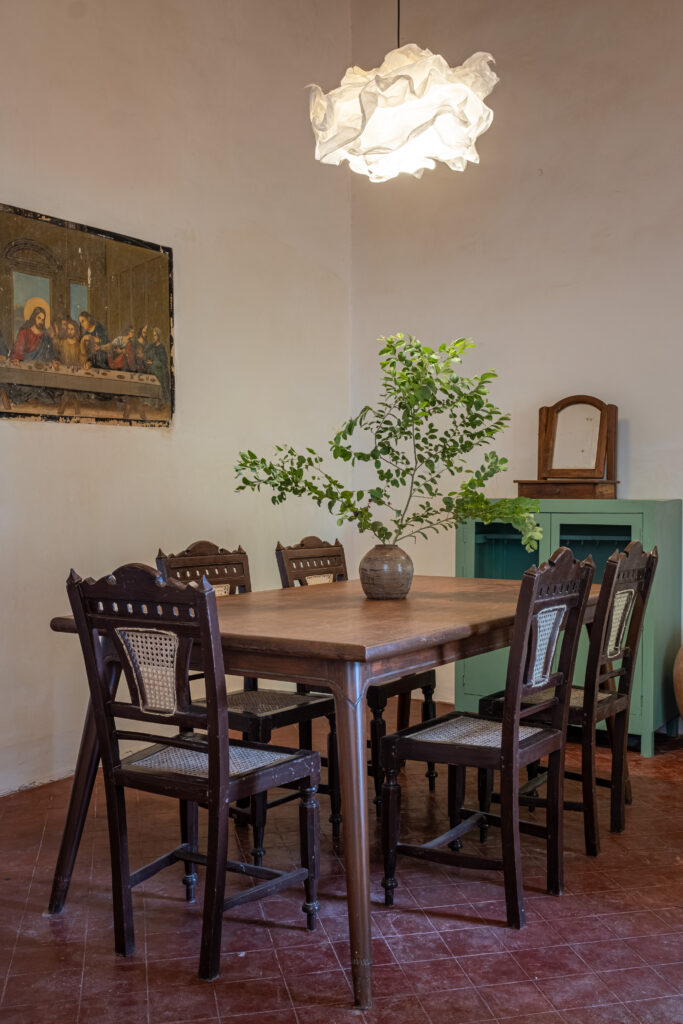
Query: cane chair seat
xmin=129 ymin=743 xmax=298 ymax=778
xmin=481 ymin=685 xmax=613 ymax=714
xmin=225 ymin=689 xmax=334 ymax=717
xmin=411 ymin=715 xmax=547 ymax=748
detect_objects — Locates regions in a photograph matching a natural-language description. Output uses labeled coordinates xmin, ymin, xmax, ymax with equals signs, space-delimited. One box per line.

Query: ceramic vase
xmin=358 ymin=544 xmax=413 ymax=600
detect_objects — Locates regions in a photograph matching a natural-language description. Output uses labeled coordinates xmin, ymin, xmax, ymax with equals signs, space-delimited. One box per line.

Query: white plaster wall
xmin=349 ymin=0 xmax=683 ymax=699
xmin=0 ymin=0 xmax=352 ymax=795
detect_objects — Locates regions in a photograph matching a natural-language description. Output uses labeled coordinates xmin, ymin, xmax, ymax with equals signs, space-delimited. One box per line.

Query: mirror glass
xmin=552 ymin=403 xmax=600 ymax=470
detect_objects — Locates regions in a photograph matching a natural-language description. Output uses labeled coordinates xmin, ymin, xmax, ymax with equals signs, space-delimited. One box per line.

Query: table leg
xmin=332 ymin=662 xmax=372 ymax=1010
xmin=48 ymin=698 xmax=101 ymax=913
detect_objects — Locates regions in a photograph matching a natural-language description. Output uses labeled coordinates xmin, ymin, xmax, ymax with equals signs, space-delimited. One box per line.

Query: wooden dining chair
xmin=380 ymin=547 xmax=594 ymax=929
xmin=66 ymin=563 xmax=320 ymax=981
xmin=156 ymin=540 xmax=341 ymax=855
xmin=479 ymin=541 xmax=658 ymax=856
xmin=276 ymin=535 xmax=438 ymax=810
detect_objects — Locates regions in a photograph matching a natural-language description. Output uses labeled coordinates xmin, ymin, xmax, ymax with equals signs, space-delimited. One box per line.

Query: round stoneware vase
xmin=359 ymin=544 xmax=414 ymax=600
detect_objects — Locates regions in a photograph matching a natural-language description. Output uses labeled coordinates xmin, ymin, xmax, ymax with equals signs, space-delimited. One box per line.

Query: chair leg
xmin=299 ymin=718 xmax=313 ymax=752
xmin=606 ymin=708 xmax=634 ymax=802
xmin=104 ymin=782 xmax=135 ymax=956
xmin=526 ymin=759 xmax=541 ymax=812
xmin=250 ymin=792 xmax=267 ymax=866
xmin=500 ymin=765 xmax=525 ymax=929
xmin=610 ymin=709 xmax=629 ymax=835
xmin=581 ymin=721 xmax=600 ymax=857
xmin=299 ymin=780 xmax=320 ymax=930
xmin=237 ymin=720 xmax=261 ymax=811
xmin=604 ymin=697 xmax=632 ymax=804
xmin=447 ymin=764 xmax=466 ymax=850
xmin=381 ymin=767 xmax=401 ymax=906
xmin=369 ymin=694 xmax=388 ymax=815
xmin=198 ymin=798 xmax=230 ymax=981
xmin=477 ymin=767 xmax=492 ymax=843
xmin=179 ymin=800 xmax=199 ymax=902
xmin=421 ymin=682 xmax=438 ymax=792
xmin=396 ymin=691 xmax=411 ymax=731
xmin=546 ymin=747 xmax=565 ymax=898
xmin=326 ymin=713 xmax=342 ymax=840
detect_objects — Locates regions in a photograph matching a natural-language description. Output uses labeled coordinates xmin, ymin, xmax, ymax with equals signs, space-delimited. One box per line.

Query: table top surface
xmin=51 ymin=575 xmax=599 ymax=663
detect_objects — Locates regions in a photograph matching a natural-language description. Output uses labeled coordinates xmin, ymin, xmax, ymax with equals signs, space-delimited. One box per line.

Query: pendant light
xmin=308 ymin=2 xmax=498 ymax=183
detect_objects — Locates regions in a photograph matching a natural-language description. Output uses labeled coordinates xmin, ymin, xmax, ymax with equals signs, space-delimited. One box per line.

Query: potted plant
xmin=235 ymin=334 xmax=541 ymax=598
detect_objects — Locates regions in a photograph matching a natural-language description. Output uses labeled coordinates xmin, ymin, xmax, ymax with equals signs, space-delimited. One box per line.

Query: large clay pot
xmin=359 ymin=544 xmax=413 ymax=600
xmin=673 ymin=646 xmax=683 ymax=719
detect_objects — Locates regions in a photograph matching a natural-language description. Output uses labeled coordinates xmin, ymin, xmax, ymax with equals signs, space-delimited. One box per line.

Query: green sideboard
xmin=455 ymin=499 xmax=682 ymax=756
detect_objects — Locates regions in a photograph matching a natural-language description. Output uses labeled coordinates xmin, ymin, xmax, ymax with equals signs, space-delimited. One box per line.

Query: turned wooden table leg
xmin=332 ymin=662 xmax=372 ymax=1010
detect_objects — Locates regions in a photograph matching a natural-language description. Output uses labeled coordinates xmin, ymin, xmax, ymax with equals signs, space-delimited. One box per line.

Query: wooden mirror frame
xmin=538 ymin=395 xmax=617 ymax=481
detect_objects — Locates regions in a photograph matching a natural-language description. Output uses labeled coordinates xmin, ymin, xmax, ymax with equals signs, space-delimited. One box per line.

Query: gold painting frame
xmin=0 ymin=203 xmax=174 ymax=426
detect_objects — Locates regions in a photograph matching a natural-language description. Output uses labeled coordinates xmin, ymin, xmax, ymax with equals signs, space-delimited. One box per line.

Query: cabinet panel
xmin=549 ymin=514 xmax=643 ymax=584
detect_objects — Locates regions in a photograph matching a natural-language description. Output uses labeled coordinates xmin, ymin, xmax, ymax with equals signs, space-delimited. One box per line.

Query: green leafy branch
xmin=235 ymin=334 xmax=541 ymax=551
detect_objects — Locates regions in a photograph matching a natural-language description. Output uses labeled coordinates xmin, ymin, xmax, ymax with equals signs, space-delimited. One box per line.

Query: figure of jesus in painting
xmin=10 ymin=307 xmax=57 ymax=365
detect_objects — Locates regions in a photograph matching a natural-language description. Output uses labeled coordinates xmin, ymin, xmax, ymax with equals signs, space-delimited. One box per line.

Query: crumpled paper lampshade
xmin=308 ymin=44 xmax=498 ymax=183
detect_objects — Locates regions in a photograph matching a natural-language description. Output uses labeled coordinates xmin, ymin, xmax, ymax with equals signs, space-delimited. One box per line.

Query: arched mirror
xmin=541 ymin=395 xmax=617 ymax=480
xmin=552 ymin=402 xmax=601 ymax=471
xmin=516 ymin=395 xmax=618 ymax=499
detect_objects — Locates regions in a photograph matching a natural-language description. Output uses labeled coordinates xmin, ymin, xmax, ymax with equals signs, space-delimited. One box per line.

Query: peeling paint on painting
xmin=0 ymin=204 xmax=174 ymax=426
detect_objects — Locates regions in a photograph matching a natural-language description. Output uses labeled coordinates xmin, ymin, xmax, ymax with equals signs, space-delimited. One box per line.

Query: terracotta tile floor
xmin=1 ymin=705 xmax=682 ymax=1024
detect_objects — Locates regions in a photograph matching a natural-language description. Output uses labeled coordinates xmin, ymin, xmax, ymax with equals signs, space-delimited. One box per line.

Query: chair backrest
xmin=276 ymin=536 xmax=348 ymax=588
xmin=584 ymin=541 xmax=658 ymax=709
xmin=157 ymin=540 xmax=251 ymax=596
xmin=67 ymin=563 xmax=229 ymax=778
xmin=502 ymin=547 xmax=595 ymax=739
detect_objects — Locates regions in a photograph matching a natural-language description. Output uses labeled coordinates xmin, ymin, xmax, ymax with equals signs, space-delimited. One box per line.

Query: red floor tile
xmin=511 ymin=943 xmax=587 ymax=979
xmin=631 ymin=997 xmax=683 ymax=1024
xmin=571 ymin=937 xmax=645 ymax=971
xmin=458 ymin=951 xmax=528 ymax=987
xmin=535 ymin=971 xmax=618 ymax=1010
xmin=598 ymin=964 xmax=678 ymax=1002
xmin=477 ymin=978 xmax=553 ymax=1017
xmin=560 ymin=1006 xmax=637 ymax=1023
xmin=419 ymin=986 xmax=494 ymax=1022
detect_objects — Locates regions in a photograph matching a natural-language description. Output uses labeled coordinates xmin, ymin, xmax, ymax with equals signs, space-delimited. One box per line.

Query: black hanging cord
xmin=397 ymin=0 xmax=401 ymax=49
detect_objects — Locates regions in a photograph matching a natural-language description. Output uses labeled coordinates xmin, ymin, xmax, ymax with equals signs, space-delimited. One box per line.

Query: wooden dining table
xmin=48 ymin=574 xmax=597 ymax=1009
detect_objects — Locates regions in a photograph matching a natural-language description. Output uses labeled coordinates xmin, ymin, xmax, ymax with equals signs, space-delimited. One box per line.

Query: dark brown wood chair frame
xmin=479 ymin=541 xmax=658 ymax=856
xmin=156 ymin=540 xmax=341 ymax=855
xmin=276 ymin=536 xmax=438 ymax=810
xmin=67 ymin=562 xmax=320 ymax=981
xmin=380 ymin=548 xmax=594 ymax=929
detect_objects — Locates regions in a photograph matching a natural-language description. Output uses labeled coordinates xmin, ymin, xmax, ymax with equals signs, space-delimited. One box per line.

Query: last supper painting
xmin=0 ymin=204 xmax=173 ymax=425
